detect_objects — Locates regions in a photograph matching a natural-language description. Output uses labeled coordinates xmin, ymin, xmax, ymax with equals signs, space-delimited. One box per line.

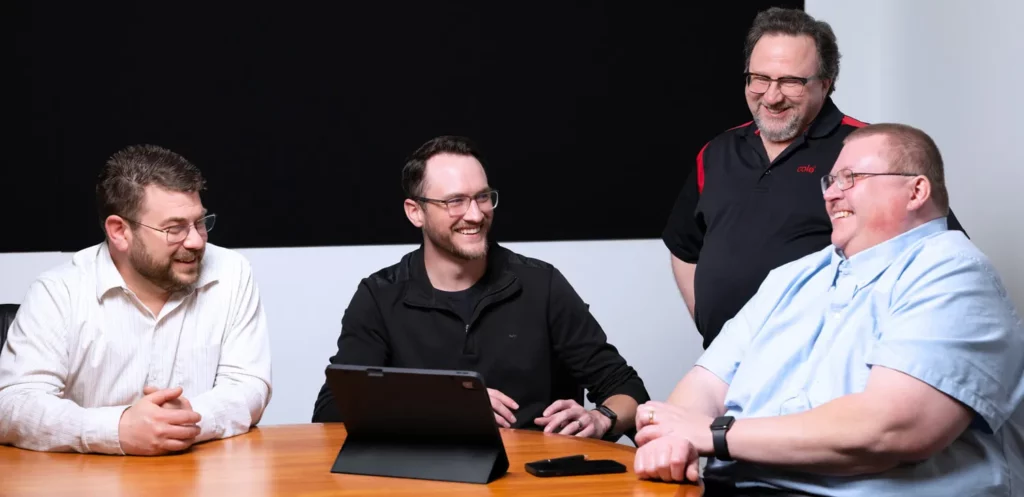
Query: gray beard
xmin=754 ymin=109 xmax=803 ymax=142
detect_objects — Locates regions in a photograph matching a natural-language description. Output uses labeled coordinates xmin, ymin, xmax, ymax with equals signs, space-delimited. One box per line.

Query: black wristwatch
xmin=710 ymin=415 xmax=735 ymax=461
xmin=593 ymin=405 xmax=618 ymax=436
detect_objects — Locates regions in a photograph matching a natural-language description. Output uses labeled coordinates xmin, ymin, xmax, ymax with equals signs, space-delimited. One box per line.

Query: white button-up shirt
xmin=0 ymin=242 xmax=272 ymax=454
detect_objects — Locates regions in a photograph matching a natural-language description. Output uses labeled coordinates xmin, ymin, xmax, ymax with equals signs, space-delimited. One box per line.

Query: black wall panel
xmin=7 ymin=1 xmax=802 ymax=252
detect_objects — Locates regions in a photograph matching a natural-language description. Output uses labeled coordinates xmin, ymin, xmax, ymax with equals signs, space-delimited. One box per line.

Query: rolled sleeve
xmin=865 ymin=250 xmax=1024 ymax=433
xmin=600 ymin=376 xmax=651 ymax=406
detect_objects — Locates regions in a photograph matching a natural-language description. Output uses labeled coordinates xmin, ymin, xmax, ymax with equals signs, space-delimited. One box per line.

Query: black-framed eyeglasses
xmin=744 ymin=72 xmax=821 ymax=97
xmin=413 ymin=190 xmax=498 ymax=218
xmin=821 ymin=169 xmax=918 ymax=194
xmin=123 ymin=213 xmax=217 ymax=244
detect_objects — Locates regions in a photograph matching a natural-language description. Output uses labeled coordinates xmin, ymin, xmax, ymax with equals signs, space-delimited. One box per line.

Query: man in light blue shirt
xmin=632 ymin=123 xmax=1024 ymax=496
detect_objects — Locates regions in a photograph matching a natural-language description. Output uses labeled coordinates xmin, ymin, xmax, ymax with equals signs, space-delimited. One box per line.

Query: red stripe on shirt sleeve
xmin=696 ymin=142 xmax=710 ymax=194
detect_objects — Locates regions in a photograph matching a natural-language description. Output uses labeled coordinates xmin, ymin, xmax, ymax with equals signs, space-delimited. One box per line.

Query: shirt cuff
xmin=662 ymin=235 xmax=700 ymax=264
xmin=188 ymin=395 xmax=223 ymax=442
xmin=695 ymin=347 xmax=738 ymax=386
xmin=82 ymin=405 xmax=131 ymax=455
xmin=603 ymin=379 xmax=651 ymax=409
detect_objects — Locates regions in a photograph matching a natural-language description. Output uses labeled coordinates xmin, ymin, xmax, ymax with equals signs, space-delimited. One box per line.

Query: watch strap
xmin=593 ymin=405 xmax=618 ymax=438
xmin=711 ymin=416 xmax=734 ymax=461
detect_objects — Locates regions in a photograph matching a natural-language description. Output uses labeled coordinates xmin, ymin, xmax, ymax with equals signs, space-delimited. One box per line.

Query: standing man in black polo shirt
xmin=313 ymin=135 xmax=649 ymax=442
xmin=662 ymin=8 xmax=964 ymax=348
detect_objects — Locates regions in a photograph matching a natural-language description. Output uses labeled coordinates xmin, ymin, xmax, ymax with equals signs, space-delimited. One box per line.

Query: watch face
xmin=711 ymin=417 xmax=734 ymax=429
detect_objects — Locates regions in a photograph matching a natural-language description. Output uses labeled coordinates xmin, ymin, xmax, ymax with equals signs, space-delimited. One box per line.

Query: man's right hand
xmin=487 ymin=388 xmax=519 ymax=428
xmin=634 ymin=433 xmax=700 ymax=483
xmin=118 ymin=386 xmax=202 ymax=456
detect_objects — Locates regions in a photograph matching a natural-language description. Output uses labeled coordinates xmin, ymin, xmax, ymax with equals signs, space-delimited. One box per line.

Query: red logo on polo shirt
xmin=796 ymin=165 xmax=816 ymax=173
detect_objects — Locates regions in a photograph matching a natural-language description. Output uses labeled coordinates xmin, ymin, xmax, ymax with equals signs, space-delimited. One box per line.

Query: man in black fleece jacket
xmin=312 ymin=136 xmax=649 ymax=441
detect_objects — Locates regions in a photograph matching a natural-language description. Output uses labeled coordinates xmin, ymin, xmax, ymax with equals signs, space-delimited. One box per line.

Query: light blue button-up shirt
xmin=698 ymin=218 xmax=1024 ymax=496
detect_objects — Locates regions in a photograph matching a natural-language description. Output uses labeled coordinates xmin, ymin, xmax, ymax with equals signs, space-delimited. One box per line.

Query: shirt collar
xmin=830 ymin=217 xmax=949 ymax=284
xmin=95 ymin=242 xmax=218 ymax=301
xmin=805 ymin=97 xmax=844 ymax=139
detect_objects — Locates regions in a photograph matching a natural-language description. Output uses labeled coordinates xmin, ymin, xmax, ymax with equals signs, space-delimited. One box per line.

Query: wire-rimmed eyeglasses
xmin=745 ymin=72 xmax=821 ymax=98
xmin=123 ymin=213 xmax=217 ymax=244
xmin=413 ymin=190 xmax=499 ymax=218
xmin=820 ymin=169 xmax=918 ymax=194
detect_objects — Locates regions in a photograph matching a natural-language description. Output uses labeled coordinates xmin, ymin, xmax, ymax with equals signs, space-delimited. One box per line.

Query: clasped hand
xmin=632 ymin=401 xmax=714 ymax=483
xmin=487 ymin=388 xmax=611 ymax=439
xmin=117 ymin=385 xmax=202 ymax=456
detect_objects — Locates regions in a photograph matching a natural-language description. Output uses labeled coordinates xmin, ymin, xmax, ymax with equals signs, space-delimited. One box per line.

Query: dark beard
xmin=423 ymin=222 xmax=488 ymax=261
xmin=129 ymin=238 xmax=202 ymax=293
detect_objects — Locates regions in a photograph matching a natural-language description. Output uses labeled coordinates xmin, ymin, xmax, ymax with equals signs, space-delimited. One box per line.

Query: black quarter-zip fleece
xmin=312 ymin=243 xmax=649 ymax=431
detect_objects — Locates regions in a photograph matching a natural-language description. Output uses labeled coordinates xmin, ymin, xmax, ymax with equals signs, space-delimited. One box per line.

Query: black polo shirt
xmin=663 ymin=98 xmax=965 ymax=348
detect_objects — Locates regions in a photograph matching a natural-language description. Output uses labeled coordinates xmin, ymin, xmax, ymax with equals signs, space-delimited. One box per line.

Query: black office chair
xmin=0 ymin=304 xmax=19 ymax=349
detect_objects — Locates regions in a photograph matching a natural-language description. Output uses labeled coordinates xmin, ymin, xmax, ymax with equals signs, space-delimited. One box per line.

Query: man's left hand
xmin=534 ymin=399 xmax=611 ymax=439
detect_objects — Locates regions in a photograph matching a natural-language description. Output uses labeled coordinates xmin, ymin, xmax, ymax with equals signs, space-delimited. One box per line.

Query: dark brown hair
xmin=401 ymin=135 xmax=488 ymax=198
xmin=96 ymin=144 xmax=206 ymax=228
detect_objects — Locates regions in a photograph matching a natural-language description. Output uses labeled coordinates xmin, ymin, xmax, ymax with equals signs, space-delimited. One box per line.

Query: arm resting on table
xmin=0 ymin=279 xmax=129 ymax=454
xmin=189 ymin=262 xmax=272 ymax=442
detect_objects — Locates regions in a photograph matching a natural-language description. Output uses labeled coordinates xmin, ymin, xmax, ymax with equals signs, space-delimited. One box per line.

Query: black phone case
xmin=525 ymin=459 xmax=627 ymax=477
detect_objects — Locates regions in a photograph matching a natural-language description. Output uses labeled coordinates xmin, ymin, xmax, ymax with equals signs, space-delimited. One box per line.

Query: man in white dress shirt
xmin=0 ymin=144 xmax=272 ymax=455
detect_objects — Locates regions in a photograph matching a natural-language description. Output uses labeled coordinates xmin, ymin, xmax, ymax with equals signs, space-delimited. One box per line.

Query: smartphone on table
xmin=525 ymin=454 xmax=627 ymax=477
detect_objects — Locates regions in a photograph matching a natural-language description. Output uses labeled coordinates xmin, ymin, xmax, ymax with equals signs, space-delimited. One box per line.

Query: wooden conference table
xmin=0 ymin=423 xmax=699 ymax=496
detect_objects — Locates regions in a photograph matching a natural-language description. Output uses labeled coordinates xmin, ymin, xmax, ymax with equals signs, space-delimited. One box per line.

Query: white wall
xmin=0 ymin=252 xmax=73 ymax=304
xmin=807 ymin=0 xmax=1024 ymax=310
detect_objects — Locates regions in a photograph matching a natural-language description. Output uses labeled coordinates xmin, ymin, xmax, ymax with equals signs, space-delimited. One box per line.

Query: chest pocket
xmin=173 ymin=343 xmax=222 ymax=393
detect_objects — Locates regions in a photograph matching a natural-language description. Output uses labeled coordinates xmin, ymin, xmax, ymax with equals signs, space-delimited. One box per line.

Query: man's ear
xmin=105 ymin=215 xmax=132 ymax=251
xmin=907 ymin=176 xmax=932 ymax=212
xmin=821 ymin=78 xmax=833 ymax=96
xmin=404 ymin=199 xmax=424 ymax=228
